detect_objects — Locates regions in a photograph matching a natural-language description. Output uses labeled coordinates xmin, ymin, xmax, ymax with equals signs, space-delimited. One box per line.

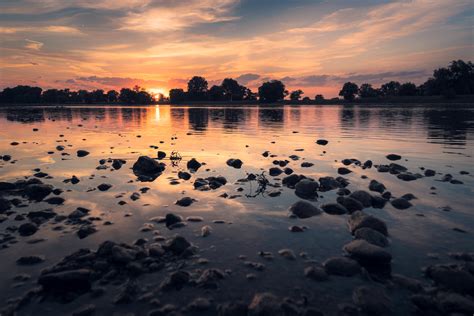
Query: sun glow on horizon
xmin=148 ymin=88 xmax=168 ymax=98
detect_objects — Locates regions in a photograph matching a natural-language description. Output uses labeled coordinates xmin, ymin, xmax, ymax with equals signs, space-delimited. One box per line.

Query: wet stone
xmin=304 ymin=266 xmax=329 ymax=281
xmin=175 ymin=197 xmax=195 ymax=207
xmin=226 ymin=158 xmax=243 ymax=169
xmin=295 ymin=179 xmax=319 ymax=199
xmin=288 ymin=200 xmax=322 ymax=218
xmin=16 ymin=255 xmax=45 ymax=265
xmin=77 ymin=150 xmax=90 ymax=157
xmin=321 ymin=203 xmax=347 ymax=215
xmin=323 ymin=257 xmax=361 ymax=277
xmin=344 ymin=239 xmax=392 ymax=264
xmin=18 ymin=222 xmax=38 ymax=236
xmin=348 ymin=211 xmax=388 ymax=236
xmin=386 ymin=154 xmax=401 ymax=161
xmin=391 ymin=198 xmax=412 ymax=210
xmin=352 ymin=286 xmax=392 ymax=315
xmin=354 ymin=227 xmax=389 ymax=247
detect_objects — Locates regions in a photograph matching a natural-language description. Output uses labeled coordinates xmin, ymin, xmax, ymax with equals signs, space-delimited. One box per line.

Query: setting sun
xmin=148 ymin=87 xmax=167 ymax=98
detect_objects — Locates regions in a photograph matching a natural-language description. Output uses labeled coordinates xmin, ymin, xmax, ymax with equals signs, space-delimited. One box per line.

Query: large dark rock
xmin=323 ymin=257 xmax=361 ymax=276
xmin=354 ymin=227 xmax=389 ymax=247
xmin=163 ymin=236 xmax=191 ymax=255
xmin=0 ymin=182 xmax=16 ymax=191
xmin=349 ymin=190 xmax=373 ymax=207
xmin=321 ymin=203 xmax=347 ymax=215
xmin=24 ymin=184 xmax=53 ymax=201
xmin=39 ymin=269 xmax=92 ymax=293
xmin=386 ymin=154 xmax=401 ymax=161
xmin=282 ymin=174 xmax=305 ymax=187
xmin=77 ymin=150 xmax=90 ymax=157
xmin=288 ymin=201 xmax=322 ymax=218
xmin=226 ymin=158 xmax=243 ymax=169
xmin=343 ymin=240 xmax=392 ymax=264
xmin=18 ymin=222 xmax=38 ymax=236
xmin=337 ymin=196 xmax=363 ymax=213
xmin=425 ymin=264 xmax=474 ymax=294
xmin=132 ymin=156 xmax=165 ymax=181
xmin=295 ymin=179 xmax=319 ymax=198
xmin=248 ymin=293 xmax=282 ymax=316
xmin=0 ymin=198 xmax=12 ymax=212
xmin=348 ymin=211 xmax=388 ymax=236
xmin=391 ymin=198 xmax=412 ymax=210
xmin=187 ymin=158 xmax=202 ymax=171
xmin=369 ymin=180 xmax=386 ymax=193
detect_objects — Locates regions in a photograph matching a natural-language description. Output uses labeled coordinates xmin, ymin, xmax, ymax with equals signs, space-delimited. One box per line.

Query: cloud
xmin=235 ymin=73 xmax=260 ymax=85
xmin=0 ymin=25 xmax=83 ymax=35
xmin=24 ymin=39 xmax=43 ymax=50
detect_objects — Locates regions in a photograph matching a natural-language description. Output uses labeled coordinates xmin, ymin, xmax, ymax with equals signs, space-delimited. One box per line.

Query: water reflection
xmin=0 ymin=105 xmax=473 ymax=148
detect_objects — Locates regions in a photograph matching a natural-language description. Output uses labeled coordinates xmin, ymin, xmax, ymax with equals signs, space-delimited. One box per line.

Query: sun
xmin=148 ymin=87 xmax=167 ymax=97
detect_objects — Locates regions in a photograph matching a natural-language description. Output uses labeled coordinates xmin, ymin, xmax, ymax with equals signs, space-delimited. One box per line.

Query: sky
xmin=0 ymin=0 xmax=473 ymax=97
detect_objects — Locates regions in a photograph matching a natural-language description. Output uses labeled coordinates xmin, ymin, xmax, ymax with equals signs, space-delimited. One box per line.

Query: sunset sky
xmin=0 ymin=0 xmax=472 ymax=97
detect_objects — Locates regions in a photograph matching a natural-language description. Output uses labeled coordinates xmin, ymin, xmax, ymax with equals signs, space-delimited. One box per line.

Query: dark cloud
xmin=235 ymin=73 xmax=260 ymax=84
xmin=334 ymin=70 xmax=428 ymax=83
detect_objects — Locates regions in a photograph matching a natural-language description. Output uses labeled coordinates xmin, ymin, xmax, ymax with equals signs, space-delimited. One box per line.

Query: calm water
xmin=0 ymin=104 xmax=473 ymax=315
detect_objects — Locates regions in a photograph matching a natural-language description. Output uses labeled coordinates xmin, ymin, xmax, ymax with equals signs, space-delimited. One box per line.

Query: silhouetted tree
xmin=380 ymin=81 xmax=401 ymax=96
xmin=398 ymin=82 xmax=418 ymax=96
xmin=91 ymin=89 xmax=106 ymax=103
xmin=0 ymin=85 xmax=42 ymax=103
xmin=339 ymin=82 xmax=358 ymax=101
xmin=358 ymin=83 xmax=378 ymax=98
xmin=258 ymin=80 xmax=287 ymax=103
xmin=169 ymin=88 xmax=187 ymax=103
xmin=208 ymin=85 xmax=225 ymax=101
xmin=243 ymin=88 xmax=258 ymax=101
xmin=106 ymin=90 xmax=119 ymax=102
xmin=221 ymin=78 xmax=245 ymax=101
xmin=289 ymin=89 xmax=304 ymax=101
xmin=187 ymin=76 xmax=208 ymax=101
xmin=119 ymin=88 xmax=135 ymax=103
xmin=314 ymin=94 xmax=325 ymax=101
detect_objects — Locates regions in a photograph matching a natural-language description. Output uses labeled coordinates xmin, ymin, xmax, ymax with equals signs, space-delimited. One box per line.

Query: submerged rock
xmin=187 ymin=158 xmax=202 ymax=171
xmin=349 ymin=190 xmax=372 ymax=207
xmin=132 ymin=156 xmax=165 ymax=181
xmin=226 ymin=158 xmax=243 ymax=169
xmin=354 ymin=227 xmax=389 ymax=247
xmin=369 ymin=180 xmax=386 ymax=193
xmin=304 ymin=266 xmax=329 ymax=281
xmin=348 ymin=211 xmax=388 ymax=236
xmin=321 ymin=203 xmax=347 ymax=215
xmin=288 ymin=201 xmax=322 ymax=218
xmin=323 ymin=257 xmax=361 ymax=276
xmin=295 ymin=179 xmax=319 ymax=199
xmin=18 ymin=222 xmax=38 ymax=236
xmin=425 ymin=264 xmax=474 ymax=294
xmin=24 ymin=184 xmax=53 ymax=201
xmin=344 ymin=240 xmax=392 ymax=264
xmin=316 ymin=139 xmax=328 ymax=145
xmin=175 ymin=197 xmax=195 ymax=207
xmin=248 ymin=293 xmax=282 ymax=316
xmin=77 ymin=150 xmax=90 ymax=157
xmin=391 ymin=198 xmax=412 ymax=210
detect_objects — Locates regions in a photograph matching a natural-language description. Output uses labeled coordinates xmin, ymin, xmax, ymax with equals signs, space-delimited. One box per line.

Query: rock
xmin=163 ymin=236 xmax=191 ymax=255
xmin=282 ymin=174 xmax=305 ymax=187
xmin=295 ymin=179 xmax=319 ymax=198
xmin=39 ymin=269 xmax=92 ymax=293
xmin=391 ymin=198 xmax=412 ymax=210
xmin=354 ymin=227 xmax=389 ymax=247
xmin=0 ymin=197 xmax=12 ymax=212
xmin=392 ymin=274 xmax=423 ymax=292
xmin=338 ymin=196 xmax=364 ymax=213
xmin=269 ymin=167 xmax=283 ymax=177
xmin=0 ymin=181 xmax=16 ymax=191
xmin=338 ymin=167 xmax=352 ymax=175
xmin=165 ymin=213 xmax=183 ymax=227
xmin=112 ymin=159 xmax=125 ymax=170
xmin=24 ymin=184 xmax=53 ymax=201
xmin=77 ymin=225 xmax=97 ymax=239
xmin=289 ymin=225 xmax=305 ymax=232
xmin=248 ymin=293 xmax=282 ymax=316
xmin=278 ymin=249 xmax=296 ymax=260
xmin=187 ymin=158 xmax=202 ymax=171
xmin=321 ymin=203 xmax=347 ymax=215
xmin=323 ymin=257 xmax=361 ymax=276
xmin=369 ymin=180 xmax=386 ymax=193
xmin=71 ymin=175 xmax=80 ymax=184
xmin=386 ymin=154 xmax=401 ymax=161
xmin=371 ymin=196 xmax=387 ymax=209
xmin=363 ymin=160 xmax=373 ymax=168
xmin=157 ymin=151 xmax=166 ymax=160
xmin=267 ymin=190 xmax=281 ymax=197
xmin=424 ymin=169 xmax=436 ymax=177
xmin=389 ymin=163 xmax=407 ymax=173
xmin=188 ymin=297 xmax=211 ymax=311
xmin=111 ymin=245 xmax=135 ymax=263
xmin=344 ymin=240 xmax=392 ymax=264
xmin=132 ymin=156 xmax=165 ymax=180
xmin=77 ymin=150 xmax=90 ymax=157
xmin=69 ymin=207 xmax=89 ymax=219
xmin=288 ymin=201 xmax=322 ymax=218
xmin=352 ymin=286 xmax=392 ymax=315
xmin=316 ymin=139 xmax=328 ymax=145
xmin=304 ymin=266 xmax=329 ymax=281
xmin=397 ymin=173 xmax=418 ymax=181
xmin=72 ymin=304 xmax=96 ymax=316
xmin=301 ymin=162 xmax=314 ymax=168
xmin=175 ymin=197 xmax=195 ymax=207
xmin=45 ymin=196 xmax=65 ymax=205
xmin=186 ymin=216 xmax=203 ymax=222
xmin=130 ymin=192 xmax=140 ymax=201
xmin=201 ymin=225 xmax=212 ymax=237
xmin=425 ymin=264 xmax=474 ymax=294
xmin=348 ymin=211 xmax=388 ymax=236
xmin=226 ymin=158 xmax=243 ymax=169
xmin=437 ymin=292 xmax=474 ymax=314
xmin=349 ymin=190 xmax=372 ymax=207
xmin=16 ymin=255 xmax=45 ymax=265
xmin=18 ymin=222 xmax=38 ymax=236
xmin=319 ymin=176 xmax=343 ymax=191
xmin=178 ymin=171 xmax=191 ymax=180
xmin=27 ymin=209 xmax=57 ymax=221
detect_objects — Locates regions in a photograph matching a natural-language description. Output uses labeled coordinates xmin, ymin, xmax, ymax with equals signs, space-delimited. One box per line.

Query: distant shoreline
xmin=0 ymin=95 xmax=473 ymax=107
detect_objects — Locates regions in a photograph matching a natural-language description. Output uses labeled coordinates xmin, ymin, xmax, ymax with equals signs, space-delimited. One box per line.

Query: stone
xmin=354 ymin=227 xmax=389 ymax=247
xmin=392 ymin=274 xmax=423 ymax=292
xmin=316 ymin=139 xmax=328 ymax=145
xmin=111 ymin=245 xmax=135 ymax=263
xmin=369 ymin=180 xmax=386 ymax=193
xmin=338 ymin=167 xmax=352 ymax=175
xmin=282 ymin=174 xmax=305 ymax=187
xmin=77 ymin=150 xmax=90 ymax=157
xmin=348 ymin=211 xmax=388 ymax=236
xmin=323 ymin=257 xmax=361 ymax=276
xmin=321 ymin=203 xmax=347 ymax=215
xmin=295 ymin=179 xmax=319 ymax=198
xmin=187 ymin=158 xmax=202 ymax=171
xmin=163 ymin=236 xmax=191 ymax=255
xmin=0 ymin=198 xmax=12 ymax=212
xmin=218 ymin=302 xmax=248 ymax=316
xmin=157 ymin=151 xmax=166 ymax=160
xmin=424 ymin=169 xmax=436 ymax=177
xmin=112 ymin=159 xmax=125 ymax=170
xmin=175 ymin=197 xmax=195 ymax=207
xmin=288 ymin=201 xmax=322 ymax=218
xmin=248 ymin=293 xmax=282 ymax=316
xmin=352 ymin=286 xmax=392 ymax=315
xmin=201 ymin=225 xmax=212 ymax=237
xmin=278 ymin=249 xmax=296 ymax=260
xmin=39 ymin=269 xmax=92 ymax=293
xmin=269 ymin=167 xmax=283 ymax=176
xmin=178 ymin=171 xmax=191 ymax=180
xmin=24 ymin=184 xmax=53 ymax=201
xmin=132 ymin=156 xmax=165 ymax=180
xmin=16 ymin=255 xmax=45 ymax=265
xmin=386 ymin=154 xmax=401 ymax=161
xmin=45 ymin=196 xmax=65 ymax=205
xmin=18 ymin=222 xmax=38 ymax=236
xmin=304 ymin=266 xmax=329 ymax=281
xmin=77 ymin=225 xmax=97 ymax=239
xmin=226 ymin=158 xmax=243 ymax=169
xmin=344 ymin=240 xmax=392 ymax=264
xmin=165 ymin=213 xmax=182 ymax=227
xmin=391 ymin=198 xmax=412 ymax=210
xmin=425 ymin=264 xmax=474 ymax=294
xmin=349 ymin=190 xmax=372 ymax=207
xmin=437 ymin=292 xmax=474 ymax=314
xmin=338 ymin=196 xmax=363 ymax=213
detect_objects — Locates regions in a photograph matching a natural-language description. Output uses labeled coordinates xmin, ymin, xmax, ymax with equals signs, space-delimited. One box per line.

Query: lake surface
xmin=0 ymin=104 xmax=473 ymax=315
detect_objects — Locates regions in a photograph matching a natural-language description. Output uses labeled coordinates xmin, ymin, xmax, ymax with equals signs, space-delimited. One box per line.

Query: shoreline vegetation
xmin=1 ymin=60 xmax=473 ymax=106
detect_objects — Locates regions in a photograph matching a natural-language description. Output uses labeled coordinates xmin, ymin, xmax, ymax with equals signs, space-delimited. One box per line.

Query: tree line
xmin=0 ymin=60 xmax=472 ymax=104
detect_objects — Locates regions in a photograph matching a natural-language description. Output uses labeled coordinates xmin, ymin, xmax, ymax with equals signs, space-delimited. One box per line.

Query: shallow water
xmin=0 ymin=104 xmax=473 ymax=315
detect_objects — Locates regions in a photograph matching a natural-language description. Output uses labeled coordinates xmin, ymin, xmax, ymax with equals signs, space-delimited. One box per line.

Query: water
xmin=0 ymin=104 xmax=473 ymax=315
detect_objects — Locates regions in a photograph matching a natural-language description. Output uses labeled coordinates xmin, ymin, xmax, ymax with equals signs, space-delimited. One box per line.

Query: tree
xmin=0 ymin=85 xmax=42 ymax=103
xmin=91 ymin=89 xmax=106 ymax=103
xmin=258 ymin=80 xmax=287 ymax=103
xmin=358 ymin=83 xmax=378 ymax=98
xmin=398 ymin=82 xmax=418 ymax=96
xmin=380 ymin=81 xmax=401 ymax=96
xmin=169 ymin=88 xmax=187 ymax=103
xmin=106 ymin=90 xmax=119 ymax=102
xmin=221 ymin=78 xmax=245 ymax=101
xmin=289 ymin=89 xmax=304 ymax=101
xmin=208 ymin=85 xmax=225 ymax=101
xmin=314 ymin=94 xmax=325 ymax=101
xmin=339 ymin=82 xmax=358 ymax=101
xmin=187 ymin=76 xmax=208 ymax=101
